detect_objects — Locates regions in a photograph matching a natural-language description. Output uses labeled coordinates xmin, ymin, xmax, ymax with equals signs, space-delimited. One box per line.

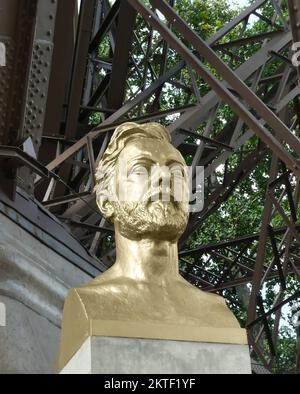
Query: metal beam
xmin=147 ymin=0 xmax=300 ymax=174
xmin=106 ymin=1 xmax=137 ymax=110
xmin=65 ymin=0 xmax=97 ymax=139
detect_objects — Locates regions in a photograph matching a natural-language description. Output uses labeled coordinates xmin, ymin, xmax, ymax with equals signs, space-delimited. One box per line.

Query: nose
xmin=160 ymin=166 xmax=171 ymax=184
xmin=151 ymin=165 xmax=172 ymax=198
xmin=151 ymin=165 xmax=170 ymax=183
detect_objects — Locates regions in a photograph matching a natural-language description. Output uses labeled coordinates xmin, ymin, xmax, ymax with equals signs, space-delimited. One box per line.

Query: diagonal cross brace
xmin=138 ymin=0 xmax=300 ymax=174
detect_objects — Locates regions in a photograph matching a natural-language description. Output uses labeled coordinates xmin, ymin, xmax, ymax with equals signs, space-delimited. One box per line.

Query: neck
xmin=112 ymin=227 xmax=180 ymax=284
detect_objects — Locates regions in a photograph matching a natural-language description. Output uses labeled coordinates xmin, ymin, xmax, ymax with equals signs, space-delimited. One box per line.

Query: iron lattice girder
xmin=129 ymin=0 xmax=300 ymax=176
xmin=180 ymin=224 xmax=300 ymax=256
xmin=39 ymin=6 xmax=295 ymax=178
xmin=180 ymin=147 xmax=268 ymax=246
xmin=246 ymin=153 xmax=300 ymax=364
xmin=169 ymin=31 xmax=293 ymax=146
xmin=37 ymin=1 xmax=300 ymax=278
xmin=34 ymin=5 xmax=298 ymax=255
xmin=64 ymin=0 xmax=97 ymax=141
xmin=288 ymin=0 xmax=300 ymax=44
xmin=106 ymin=1 xmax=137 ymax=110
xmin=181 ymin=81 xmax=300 ymax=244
xmin=0 ymin=0 xmax=38 ymax=147
xmin=50 ymin=37 xmax=298 ymax=227
xmin=89 ymin=0 xmax=121 ymax=53
xmin=0 ymin=0 xmax=60 ymax=198
xmin=37 ymin=1 xmax=275 ymax=171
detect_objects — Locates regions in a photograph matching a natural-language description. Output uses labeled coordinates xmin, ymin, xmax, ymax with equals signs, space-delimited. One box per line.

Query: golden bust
xmin=57 ymin=122 xmax=246 ymax=370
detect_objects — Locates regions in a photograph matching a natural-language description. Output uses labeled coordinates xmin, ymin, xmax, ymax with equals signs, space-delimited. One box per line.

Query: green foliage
xmin=174 ymin=0 xmax=239 ymax=40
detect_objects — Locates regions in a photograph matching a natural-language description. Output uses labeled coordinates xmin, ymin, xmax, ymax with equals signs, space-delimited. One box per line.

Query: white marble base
xmin=60 ymin=336 xmax=252 ymax=374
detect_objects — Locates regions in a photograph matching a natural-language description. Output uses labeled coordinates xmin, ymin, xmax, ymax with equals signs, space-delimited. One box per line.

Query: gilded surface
xmin=57 ymin=122 xmax=247 ymax=371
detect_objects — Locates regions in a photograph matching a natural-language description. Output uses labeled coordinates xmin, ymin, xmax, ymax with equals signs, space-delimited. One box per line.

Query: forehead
xmin=117 ymin=138 xmax=185 ymax=165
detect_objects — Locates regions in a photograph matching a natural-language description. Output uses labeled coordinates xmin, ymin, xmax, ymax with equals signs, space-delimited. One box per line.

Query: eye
xmin=128 ymin=164 xmax=148 ymax=176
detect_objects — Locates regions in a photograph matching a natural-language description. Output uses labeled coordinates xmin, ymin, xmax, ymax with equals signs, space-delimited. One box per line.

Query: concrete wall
xmin=0 ymin=212 xmax=92 ymax=373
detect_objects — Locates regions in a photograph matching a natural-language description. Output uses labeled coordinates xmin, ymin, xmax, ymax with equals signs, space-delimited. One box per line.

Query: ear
xmin=96 ymin=194 xmax=114 ymax=221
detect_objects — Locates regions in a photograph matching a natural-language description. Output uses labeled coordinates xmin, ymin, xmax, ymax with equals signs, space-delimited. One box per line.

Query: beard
xmin=111 ymin=199 xmax=188 ymax=242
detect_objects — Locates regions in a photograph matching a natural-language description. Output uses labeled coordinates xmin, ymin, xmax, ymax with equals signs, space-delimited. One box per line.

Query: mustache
xmin=144 ymin=188 xmax=177 ymax=203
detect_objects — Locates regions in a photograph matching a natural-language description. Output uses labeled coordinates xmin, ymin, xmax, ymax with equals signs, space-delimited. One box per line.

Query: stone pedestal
xmin=60 ymin=336 xmax=251 ymax=374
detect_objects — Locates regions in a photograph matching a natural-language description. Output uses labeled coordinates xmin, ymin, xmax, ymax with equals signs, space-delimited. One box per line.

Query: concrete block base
xmin=60 ymin=336 xmax=251 ymax=374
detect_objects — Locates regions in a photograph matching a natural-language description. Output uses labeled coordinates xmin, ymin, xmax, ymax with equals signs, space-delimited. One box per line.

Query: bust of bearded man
xmin=57 ymin=122 xmax=246 ymax=371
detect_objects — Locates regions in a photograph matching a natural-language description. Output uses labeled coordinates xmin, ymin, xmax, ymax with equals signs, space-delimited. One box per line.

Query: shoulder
xmin=69 ymin=277 xmax=141 ymax=317
xmin=177 ymin=276 xmax=225 ymax=304
xmin=174 ymin=277 xmax=240 ymax=327
xmin=62 ymin=287 xmax=89 ymax=323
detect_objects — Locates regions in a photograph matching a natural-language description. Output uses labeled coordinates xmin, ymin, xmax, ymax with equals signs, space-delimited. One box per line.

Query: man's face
xmin=110 ymin=138 xmax=189 ymax=242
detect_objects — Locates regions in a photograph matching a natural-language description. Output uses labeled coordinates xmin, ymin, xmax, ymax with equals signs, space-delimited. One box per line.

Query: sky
xmin=239 ymin=0 xmax=250 ymax=6
xmin=229 ymin=0 xmax=250 ymax=9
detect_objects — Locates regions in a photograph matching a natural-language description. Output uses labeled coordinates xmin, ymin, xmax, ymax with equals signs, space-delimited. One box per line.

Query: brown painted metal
xmin=43 ymin=0 xmax=78 ymax=137
xmin=247 ymin=155 xmax=280 ymax=324
xmin=106 ymin=1 xmax=136 ymax=110
xmin=0 ymin=0 xmax=38 ymax=198
xmin=65 ymin=0 xmax=97 ymax=140
xmin=139 ymin=0 xmax=300 ymax=175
